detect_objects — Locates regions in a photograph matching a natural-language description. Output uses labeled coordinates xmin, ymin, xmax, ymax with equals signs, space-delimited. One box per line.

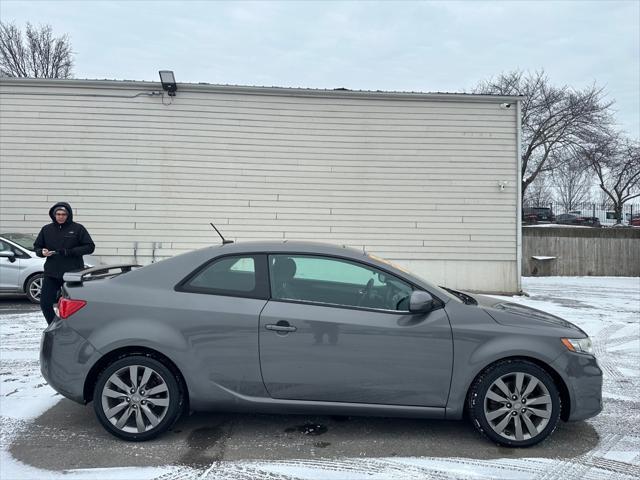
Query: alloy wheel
xmin=27 ymin=275 xmax=43 ymax=303
xmin=100 ymin=364 xmax=170 ymax=434
xmin=483 ymin=371 xmax=552 ymax=441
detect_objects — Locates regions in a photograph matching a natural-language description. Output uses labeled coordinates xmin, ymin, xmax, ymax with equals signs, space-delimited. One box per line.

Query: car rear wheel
xmin=93 ymin=355 xmax=184 ymax=441
xmin=25 ymin=274 xmax=43 ymax=304
xmin=467 ymin=360 xmax=561 ymax=447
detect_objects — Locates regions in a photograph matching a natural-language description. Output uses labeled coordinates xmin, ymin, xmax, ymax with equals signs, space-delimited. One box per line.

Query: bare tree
xmin=523 ymin=173 xmax=554 ymax=207
xmin=552 ymin=152 xmax=594 ymax=212
xmin=0 ymin=22 xmax=73 ymax=78
xmin=474 ymin=71 xmax=613 ymax=200
xmin=584 ymin=134 xmax=640 ymax=224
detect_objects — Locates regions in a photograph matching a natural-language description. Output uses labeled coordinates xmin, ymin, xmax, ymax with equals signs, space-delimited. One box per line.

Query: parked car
xmin=555 ymin=213 xmax=602 ymax=227
xmin=630 ymin=215 xmax=640 ymax=227
xmin=40 ymin=241 xmax=602 ymax=447
xmin=0 ymin=233 xmax=46 ymax=303
xmin=0 ymin=232 xmax=95 ymax=303
xmin=522 ymin=207 xmax=555 ymax=223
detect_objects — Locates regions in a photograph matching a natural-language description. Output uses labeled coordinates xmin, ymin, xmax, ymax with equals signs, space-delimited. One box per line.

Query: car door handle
xmin=265 ymin=323 xmax=297 ymax=333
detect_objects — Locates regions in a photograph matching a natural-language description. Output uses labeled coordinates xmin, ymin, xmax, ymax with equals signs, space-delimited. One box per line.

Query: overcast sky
xmin=2 ymin=0 xmax=639 ymax=136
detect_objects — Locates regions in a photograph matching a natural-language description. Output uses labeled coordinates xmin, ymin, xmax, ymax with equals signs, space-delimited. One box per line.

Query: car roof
xmin=204 ymin=240 xmax=367 ymax=257
xmin=200 ymin=240 xmax=433 ymax=288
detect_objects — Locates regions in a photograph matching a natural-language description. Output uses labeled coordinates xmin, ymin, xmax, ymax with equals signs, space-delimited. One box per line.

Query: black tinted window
xmin=180 ymin=256 xmax=261 ymax=297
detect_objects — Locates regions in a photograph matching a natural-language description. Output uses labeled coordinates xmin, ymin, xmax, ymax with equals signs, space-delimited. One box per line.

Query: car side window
xmin=180 ymin=256 xmax=260 ymax=297
xmin=269 ymin=254 xmax=413 ymax=311
xmin=0 ymin=240 xmax=12 ymax=254
xmin=0 ymin=240 xmax=24 ymax=258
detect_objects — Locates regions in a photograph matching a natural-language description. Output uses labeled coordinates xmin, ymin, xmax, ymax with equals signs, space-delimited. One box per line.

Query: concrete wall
xmin=523 ymin=227 xmax=640 ymax=277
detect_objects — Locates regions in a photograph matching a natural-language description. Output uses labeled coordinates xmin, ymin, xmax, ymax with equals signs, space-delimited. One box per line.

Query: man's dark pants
xmin=40 ymin=276 xmax=64 ymax=324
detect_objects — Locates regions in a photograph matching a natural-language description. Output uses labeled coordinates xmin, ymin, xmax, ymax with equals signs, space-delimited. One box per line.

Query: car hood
xmin=469 ymin=293 xmax=587 ymax=335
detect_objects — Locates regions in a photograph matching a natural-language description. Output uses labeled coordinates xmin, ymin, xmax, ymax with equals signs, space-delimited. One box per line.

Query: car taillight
xmin=58 ymin=298 xmax=87 ymax=319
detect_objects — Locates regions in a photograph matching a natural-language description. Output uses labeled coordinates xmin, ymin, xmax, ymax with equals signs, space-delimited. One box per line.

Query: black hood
xmin=48 ymin=202 xmax=74 ymax=224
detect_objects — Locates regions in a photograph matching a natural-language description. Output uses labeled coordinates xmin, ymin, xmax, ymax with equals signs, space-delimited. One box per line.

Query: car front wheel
xmin=25 ymin=274 xmax=43 ymax=304
xmin=467 ymin=360 xmax=561 ymax=447
xmin=93 ymin=355 xmax=184 ymax=441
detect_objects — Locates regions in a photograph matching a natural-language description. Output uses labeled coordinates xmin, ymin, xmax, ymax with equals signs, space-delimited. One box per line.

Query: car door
xmin=0 ymin=240 xmax=21 ymax=291
xmin=259 ymin=254 xmax=453 ymax=407
xmin=174 ymin=253 xmax=270 ymax=398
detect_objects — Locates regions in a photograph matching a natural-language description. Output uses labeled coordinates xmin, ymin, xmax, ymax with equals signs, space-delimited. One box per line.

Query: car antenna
xmin=210 ymin=222 xmax=234 ymax=245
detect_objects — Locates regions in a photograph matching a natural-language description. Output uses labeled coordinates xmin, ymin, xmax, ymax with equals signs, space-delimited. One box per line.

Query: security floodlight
xmin=159 ymin=70 xmax=177 ymax=96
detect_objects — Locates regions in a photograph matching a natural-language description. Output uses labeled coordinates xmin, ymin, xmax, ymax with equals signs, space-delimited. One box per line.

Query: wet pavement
xmin=7 ymin=401 xmax=601 ymax=471
xmin=0 ymin=296 xmax=40 ymax=315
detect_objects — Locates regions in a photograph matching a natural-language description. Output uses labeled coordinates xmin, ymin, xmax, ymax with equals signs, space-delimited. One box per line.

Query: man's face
xmin=55 ymin=210 xmax=68 ymax=224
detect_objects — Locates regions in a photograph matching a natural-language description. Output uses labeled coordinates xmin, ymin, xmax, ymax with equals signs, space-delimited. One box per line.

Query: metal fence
xmin=523 ymin=202 xmax=640 ymax=225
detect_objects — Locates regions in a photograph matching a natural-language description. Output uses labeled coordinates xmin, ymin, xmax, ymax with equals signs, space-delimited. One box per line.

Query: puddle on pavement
xmin=178 ymin=425 xmax=227 ymax=467
xmin=285 ymin=423 xmax=328 ymax=436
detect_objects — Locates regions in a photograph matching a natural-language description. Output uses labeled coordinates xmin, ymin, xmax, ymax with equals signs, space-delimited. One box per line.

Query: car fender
xmin=445 ymin=333 xmax=565 ymax=419
xmin=86 ymin=316 xmax=188 ymax=355
xmin=19 ymin=258 xmax=45 ymax=291
xmin=83 ymin=317 xmax=190 ymax=379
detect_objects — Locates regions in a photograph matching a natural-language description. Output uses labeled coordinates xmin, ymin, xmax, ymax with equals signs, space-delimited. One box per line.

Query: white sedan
xmin=0 ymin=233 xmax=95 ymax=303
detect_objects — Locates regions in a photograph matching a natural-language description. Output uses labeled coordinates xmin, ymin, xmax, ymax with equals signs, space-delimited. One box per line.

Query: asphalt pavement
xmin=0 ymin=297 xmax=601 ymax=473
xmin=10 ymin=396 xmax=599 ymax=471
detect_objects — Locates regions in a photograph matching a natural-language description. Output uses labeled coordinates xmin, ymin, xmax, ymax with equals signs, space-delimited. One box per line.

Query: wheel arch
xmin=464 ymin=355 xmax=571 ymax=422
xmin=83 ymin=346 xmax=190 ymax=411
xmin=23 ymin=271 xmax=43 ymax=293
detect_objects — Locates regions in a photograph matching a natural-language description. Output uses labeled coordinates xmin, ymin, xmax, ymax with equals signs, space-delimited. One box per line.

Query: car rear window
xmin=178 ymin=255 xmax=261 ymax=298
xmin=190 ymin=257 xmax=255 ymax=291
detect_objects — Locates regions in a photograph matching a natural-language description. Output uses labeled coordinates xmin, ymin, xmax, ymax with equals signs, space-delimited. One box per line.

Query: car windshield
xmin=366 ymin=252 xmax=462 ymax=303
xmin=1 ymin=233 xmax=36 ymax=251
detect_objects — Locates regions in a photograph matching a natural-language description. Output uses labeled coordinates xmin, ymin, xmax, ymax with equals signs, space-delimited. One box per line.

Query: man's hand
xmin=42 ymin=249 xmax=55 ymax=257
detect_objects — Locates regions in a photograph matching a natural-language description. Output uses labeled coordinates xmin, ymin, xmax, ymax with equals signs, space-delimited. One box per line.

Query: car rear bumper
xmin=552 ymin=351 xmax=603 ymax=421
xmin=40 ymin=319 xmax=100 ymax=404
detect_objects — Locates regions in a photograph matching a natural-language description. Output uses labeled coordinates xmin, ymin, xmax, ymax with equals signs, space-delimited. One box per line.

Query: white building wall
xmin=0 ymin=79 xmax=520 ymax=293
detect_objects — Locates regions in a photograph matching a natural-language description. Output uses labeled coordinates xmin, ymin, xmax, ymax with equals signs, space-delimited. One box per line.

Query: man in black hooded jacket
xmin=34 ymin=202 xmax=95 ymax=324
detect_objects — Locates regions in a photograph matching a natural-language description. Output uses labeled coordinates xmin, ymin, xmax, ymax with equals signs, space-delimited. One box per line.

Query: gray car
xmin=40 ymin=241 xmax=602 ymax=447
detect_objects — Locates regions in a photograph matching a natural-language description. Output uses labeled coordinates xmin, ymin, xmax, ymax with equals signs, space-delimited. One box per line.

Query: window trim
xmin=267 ymin=252 xmax=444 ymax=314
xmin=175 ymin=253 xmax=269 ymax=299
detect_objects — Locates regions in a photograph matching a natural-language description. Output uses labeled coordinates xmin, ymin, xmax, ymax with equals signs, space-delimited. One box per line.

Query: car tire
xmin=467 ymin=359 xmax=561 ymax=448
xmin=25 ymin=274 xmax=44 ymax=304
xmin=93 ymin=355 xmax=184 ymax=441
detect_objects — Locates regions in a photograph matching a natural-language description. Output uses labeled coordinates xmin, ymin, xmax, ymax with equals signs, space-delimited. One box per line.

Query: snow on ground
xmin=1 ymin=277 xmax=639 ymax=479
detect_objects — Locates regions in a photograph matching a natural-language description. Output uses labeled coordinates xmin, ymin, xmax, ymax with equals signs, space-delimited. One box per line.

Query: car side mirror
xmin=0 ymin=250 xmax=16 ymax=263
xmin=409 ymin=291 xmax=434 ymax=313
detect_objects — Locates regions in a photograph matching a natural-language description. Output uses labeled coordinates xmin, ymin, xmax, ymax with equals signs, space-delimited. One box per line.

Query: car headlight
xmin=561 ymin=337 xmax=593 ymax=355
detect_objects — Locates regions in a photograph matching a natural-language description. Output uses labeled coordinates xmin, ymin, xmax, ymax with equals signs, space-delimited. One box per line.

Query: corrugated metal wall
xmin=0 ymin=79 xmax=520 ymax=292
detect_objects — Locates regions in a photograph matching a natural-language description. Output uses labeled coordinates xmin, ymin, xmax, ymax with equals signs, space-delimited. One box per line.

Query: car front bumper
xmin=552 ymin=351 xmax=603 ymax=421
xmin=40 ymin=319 xmax=101 ymax=404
